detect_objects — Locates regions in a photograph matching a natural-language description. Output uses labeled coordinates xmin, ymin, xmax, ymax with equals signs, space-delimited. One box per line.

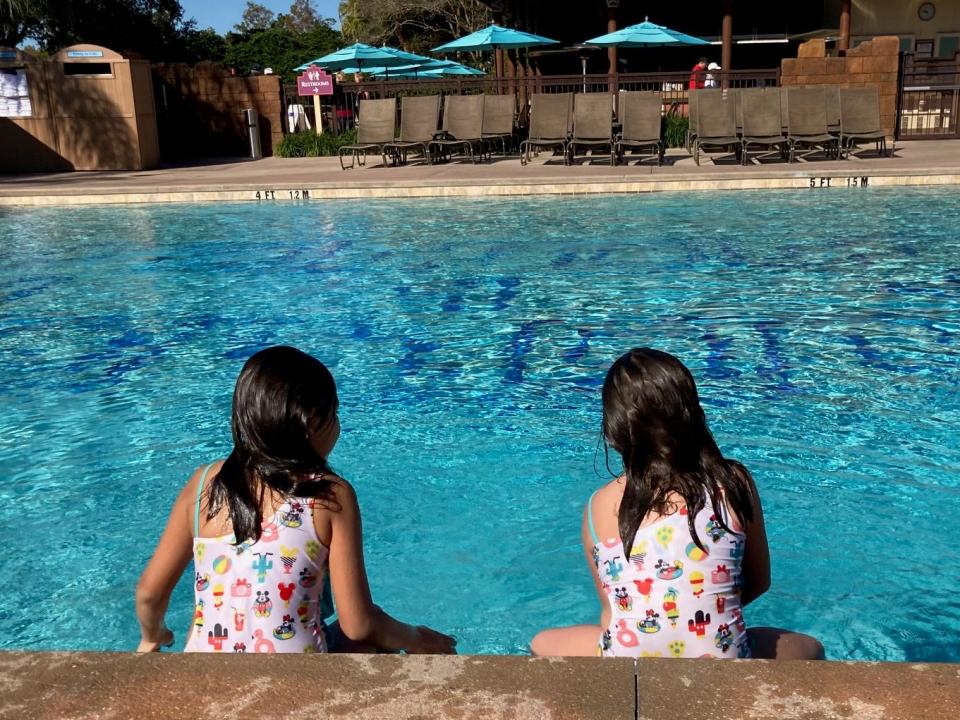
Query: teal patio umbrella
xmin=584 ymin=17 xmax=709 ymax=48
xmin=434 ymin=23 xmax=558 ymax=84
xmin=294 ymin=43 xmax=415 ymax=72
xmin=420 ymin=63 xmax=485 ymax=77
xmin=369 ymin=60 xmax=485 ymax=78
xmin=433 ymin=24 xmax=559 ymax=52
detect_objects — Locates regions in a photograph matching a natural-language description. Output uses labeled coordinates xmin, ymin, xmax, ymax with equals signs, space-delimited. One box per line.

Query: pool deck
xmin=1 ymin=140 xmax=959 ymax=206
xmin=1 ymin=653 xmax=958 ymax=719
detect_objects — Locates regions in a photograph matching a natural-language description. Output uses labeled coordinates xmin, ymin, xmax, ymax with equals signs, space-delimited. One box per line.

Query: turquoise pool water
xmin=0 ymin=190 xmax=957 ymax=661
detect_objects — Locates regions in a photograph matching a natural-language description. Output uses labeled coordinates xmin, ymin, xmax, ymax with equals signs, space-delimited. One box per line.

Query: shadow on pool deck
xmin=1 ymin=652 xmax=957 ymax=719
xmin=1 ymin=140 xmax=960 ymax=206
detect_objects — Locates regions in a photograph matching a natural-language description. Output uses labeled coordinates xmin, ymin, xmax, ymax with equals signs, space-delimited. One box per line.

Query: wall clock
xmin=918 ymin=3 xmax=936 ymax=21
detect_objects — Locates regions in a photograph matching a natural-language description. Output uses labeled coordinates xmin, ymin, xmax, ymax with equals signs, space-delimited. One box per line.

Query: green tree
xmin=338 ymin=0 xmax=488 ymax=51
xmin=1 ymin=0 xmax=194 ymax=59
xmin=277 ymin=0 xmax=333 ymax=35
xmin=224 ymin=21 xmax=340 ymax=82
xmin=181 ymin=25 xmax=226 ymax=64
xmin=235 ymin=1 xmax=274 ymax=34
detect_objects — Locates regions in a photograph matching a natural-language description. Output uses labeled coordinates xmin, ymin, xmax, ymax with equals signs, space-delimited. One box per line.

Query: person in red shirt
xmin=689 ymin=57 xmax=708 ymax=90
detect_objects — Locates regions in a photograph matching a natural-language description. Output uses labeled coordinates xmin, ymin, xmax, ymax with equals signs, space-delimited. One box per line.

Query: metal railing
xmin=899 ymin=53 xmax=960 ymax=139
xmin=284 ymin=68 xmax=779 ymax=133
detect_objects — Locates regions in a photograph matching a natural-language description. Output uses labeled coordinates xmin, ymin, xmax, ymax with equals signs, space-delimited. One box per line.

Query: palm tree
xmin=1 ymin=0 xmax=31 ymax=20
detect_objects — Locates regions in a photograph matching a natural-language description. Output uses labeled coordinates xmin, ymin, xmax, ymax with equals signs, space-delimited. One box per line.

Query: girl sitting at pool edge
xmin=136 ymin=345 xmax=456 ymax=654
xmin=531 ymin=348 xmax=823 ymax=660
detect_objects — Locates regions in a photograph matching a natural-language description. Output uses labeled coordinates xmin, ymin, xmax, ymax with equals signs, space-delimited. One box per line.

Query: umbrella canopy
xmin=376 ymin=45 xmax=434 ymax=65
xmin=294 ymin=43 xmax=415 ymax=71
xmin=368 ymin=60 xmax=485 ymax=77
xmin=421 ymin=64 xmax=485 ymax=77
xmin=584 ymin=18 xmax=709 ymax=47
xmin=433 ymin=23 xmax=559 ymax=52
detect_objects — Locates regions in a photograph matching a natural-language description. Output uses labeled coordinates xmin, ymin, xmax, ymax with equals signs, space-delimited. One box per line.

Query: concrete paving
xmin=1 ymin=652 xmax=958 ymax=719
xmin=1 ymin=140 xmax=959 ymax=206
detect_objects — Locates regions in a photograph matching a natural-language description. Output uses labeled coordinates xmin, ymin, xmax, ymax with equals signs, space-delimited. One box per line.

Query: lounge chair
xmin=430 ymin=94 xmax=486 ymax=163
xmin=482 ymin=94 xmax=516 ymax=155
xmin=825 ymin=85 xmax=841 ymax=136
xmin=728 ymin=88 xmax=743 ymax=135
xmin=615 ymin=91 xmax=663 ymax=166
xmin=520 ymin=93 xmax=572 ymax=166
xmin=786 ymin=87 xmax=839 ymax=162
xmin=569 ymin=93 xmax=615 ymax=166
xmin=383 ymin=95 xmax=440 ymax=165
xmin=740 ymin=87 xmax=787 ymax=165
xmin=693 ymin=90 xmax=739 ymax=165
xmin=686 ymin=89 xmax=699 ymax=152
xmin=839 ymin=86 xmax=889 ymax=158
xmin=337 ymin=98 xmax=396 ymax=170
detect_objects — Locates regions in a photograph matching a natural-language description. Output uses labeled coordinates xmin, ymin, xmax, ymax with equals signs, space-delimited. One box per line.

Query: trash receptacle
xmin=244 ymin=108 xmax=262 ymax=159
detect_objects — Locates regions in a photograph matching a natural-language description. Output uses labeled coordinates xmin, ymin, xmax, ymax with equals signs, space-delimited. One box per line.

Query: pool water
xmin=0 ymin=189 xmax=958 ymax=661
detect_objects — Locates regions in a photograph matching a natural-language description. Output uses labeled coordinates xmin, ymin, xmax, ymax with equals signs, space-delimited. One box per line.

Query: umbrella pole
xmin=495 ymin=47 xmax=504 ymax=95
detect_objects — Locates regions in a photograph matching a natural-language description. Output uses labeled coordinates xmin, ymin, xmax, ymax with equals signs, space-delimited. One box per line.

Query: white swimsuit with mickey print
xmin=590 ymin=491 xmax=751 ymax=659
xmin=185 ymin=465 xmax=330 ymax=654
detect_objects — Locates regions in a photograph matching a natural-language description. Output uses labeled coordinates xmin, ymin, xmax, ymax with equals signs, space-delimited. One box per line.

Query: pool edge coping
xmin=2 ymin=168 xmax=960 ymax=206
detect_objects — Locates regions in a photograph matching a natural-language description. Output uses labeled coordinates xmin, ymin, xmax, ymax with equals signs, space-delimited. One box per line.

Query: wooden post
xmin=839 ymin=0 xmax=852 ymax=53
xmin=495 ymin=47 xmax=504 ymax=95
xmin=505 ymin=49 xmax=516 ymax=97
xmin=721 ymin=0 xmax=733 ymax=89
xmin=313 ymin=94 xmax=323 ymax=135
xmin=606 ymin=2 xmax=618 ymax=78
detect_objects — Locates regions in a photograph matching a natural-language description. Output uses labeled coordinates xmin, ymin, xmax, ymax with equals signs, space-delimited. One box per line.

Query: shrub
xmin=661 ymin=114 xmax=689 ymax=149
xmin=275 ymin=129 xmax=358 ymax=157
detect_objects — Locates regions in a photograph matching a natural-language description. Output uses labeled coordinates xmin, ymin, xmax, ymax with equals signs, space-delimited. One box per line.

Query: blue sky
xmin=181 ymin=0 xmax=341 ymax=33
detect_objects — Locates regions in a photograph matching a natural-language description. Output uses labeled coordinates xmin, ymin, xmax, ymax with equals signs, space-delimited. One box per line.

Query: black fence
xmin=284 ymin=69 xmax=780 ymax=133
xmin=899 ymin=53 xmax=960 ymax=139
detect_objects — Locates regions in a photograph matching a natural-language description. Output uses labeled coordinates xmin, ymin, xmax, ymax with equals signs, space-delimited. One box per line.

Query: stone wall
xmin=152 ymin=63 xmax=284 ymax=159
xmin=780 ymin=36 xmax=900 ymax=139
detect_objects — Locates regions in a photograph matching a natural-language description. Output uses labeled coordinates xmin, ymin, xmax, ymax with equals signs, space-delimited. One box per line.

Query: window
xmin=63 ymin=62 xmax=112 ymax=76
xmin=916 ymin=39 xmax=935 ymax=58
xmin=899 ymin=37 xmax=915 ymax=53
xmin=937 ymin=35 xmax=959 ymax=59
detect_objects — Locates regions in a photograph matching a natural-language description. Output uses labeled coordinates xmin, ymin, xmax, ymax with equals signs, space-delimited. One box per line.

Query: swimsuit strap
xmin=587 ymin=490 xmax=601 ymax=546
xmin=194 ymin=462 xmax=217 ymax=537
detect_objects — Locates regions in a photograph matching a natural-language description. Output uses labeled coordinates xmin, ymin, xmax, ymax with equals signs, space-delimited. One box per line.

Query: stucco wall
xmin=853 ymin=0 xmax=960 ymax=38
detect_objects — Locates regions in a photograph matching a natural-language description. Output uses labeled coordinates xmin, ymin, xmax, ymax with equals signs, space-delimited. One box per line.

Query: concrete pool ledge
xmin=1 ymin=140 xmax=959 ymax=207
xmin=1 ymin=653 xmax=957 ymax=719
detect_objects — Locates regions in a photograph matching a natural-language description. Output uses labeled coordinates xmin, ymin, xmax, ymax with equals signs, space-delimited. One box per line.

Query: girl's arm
xmin=324 ymin=479 xmax=456 ymax=654
xmin=582 ymin=502 xmax=611 ymax=630
xmin=135 ymin=469 xmax=199 ymax=651
xmin=737 ymin=466 xmax=771 ymax=606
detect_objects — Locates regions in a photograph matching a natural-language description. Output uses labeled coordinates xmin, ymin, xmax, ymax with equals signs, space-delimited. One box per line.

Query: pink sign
xmin=297 ymin=66 xmax=334 ymax=96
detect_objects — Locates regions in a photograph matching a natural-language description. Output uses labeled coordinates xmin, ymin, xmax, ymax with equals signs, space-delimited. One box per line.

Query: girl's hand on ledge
xmin=409 ymin=626 xmax=458 ymax=654
xmin=136 ymin=627 xmax=174 ymax=653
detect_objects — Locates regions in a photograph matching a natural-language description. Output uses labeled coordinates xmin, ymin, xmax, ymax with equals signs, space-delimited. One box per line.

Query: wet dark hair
xmin=601 ymin=348 xmax=755 ymax=557
xmin=207 ymin=345 xmax=339 ymax=544
xmin=699 ymin=57 xmax=708 ymax=65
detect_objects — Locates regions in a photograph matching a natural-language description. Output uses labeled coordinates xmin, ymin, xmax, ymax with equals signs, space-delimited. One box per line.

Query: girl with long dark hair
xmin=136 ymin=346 xmax=455 ymax=654
xmin=531 ymin=348 xmax=823 ymax=659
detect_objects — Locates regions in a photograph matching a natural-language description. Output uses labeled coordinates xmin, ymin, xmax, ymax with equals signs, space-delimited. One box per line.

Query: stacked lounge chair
xmin=383 ymin=94 xmax=441 ymax=165
xmin=430 ymin=94 xmax=486 ymax=163
xmin=786 ymin=86 xmax=840 ymax=163
xmin=338 ymin=98 xmax=397 ymax=170
xmin=739 ymin=87 xmax=787 ymax=165
xmin=692 ymin=90 xmax=739 ymax=165
xmin=839 ymin=86 xmax=889 ymax=158
xmin=569 ymin=93 xmax=616 ymax=166
xmin=615 ymin=91 xmax=664 ymax=166
xmin=520 ymin=93 xmax=573 ymax=166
